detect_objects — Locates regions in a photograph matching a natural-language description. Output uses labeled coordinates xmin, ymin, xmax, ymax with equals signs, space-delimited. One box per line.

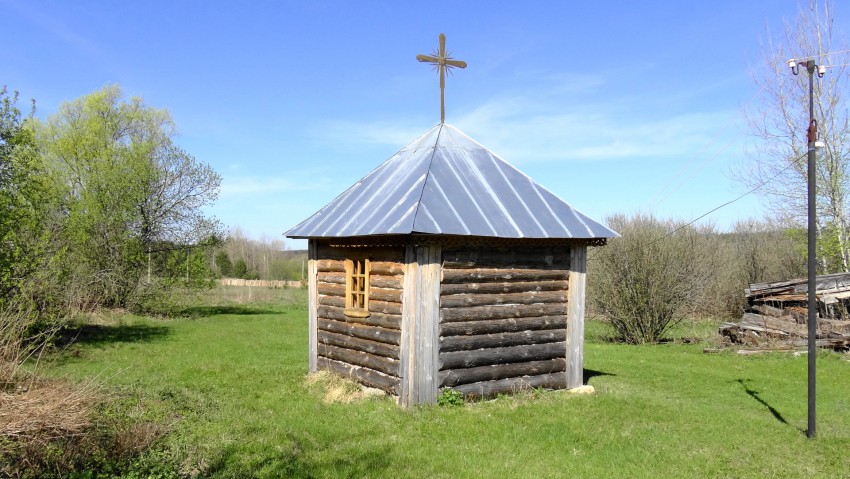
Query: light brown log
xmin=317 ymin=305 xmax=401 ymax=330
xmin=318 ymin=318 xmax=401 ymax=345
xmin=318 ymin=343 xmax=400 ymax=377
xmin=439 ymin=342 xmax=567 ymax=370
xmin=371 ymin=274 xmax=403 ymax=289
xmin=442 ymin=249 xmax=569 ymax=270
xmin=370 ymin=261 xmax=405 ymax=276
xmin=440 ymin=315 xmax=567 ymax=336
xmin=441 ymin=268 xmax=568 ymax=284
xmin=440 ymin=329 xmax=566 ymax=352
xmin=439 ymin=358 xmax=566 ymax=387
xmin=440 ymin=303 xmax=567 ymax=322
xmin=317 ymin=282 xmax=402 ymax=303
xmin=318 ymin=330 xmax=400 ymax=359
xmin=317 ymin=357 xmax=399 ymax=395
xmin=318 ymin=295 xmax=345 ymax=308
xmin=316 ymin=245 xmax=405 ymax=262
xmin=440 ymin=280 xmax=568 ymax=296
xmin=451 ymin=372 xmax=567 ymax=398
xmin=440 ymin=291 xmax=566 ymax=309
xmin=369 ymin=299 xmax=402 ymax=315
xmin=317 ymin=271 xmax=346 ymax=285
xmin=316 ymin=259 xmax=344 ymax=272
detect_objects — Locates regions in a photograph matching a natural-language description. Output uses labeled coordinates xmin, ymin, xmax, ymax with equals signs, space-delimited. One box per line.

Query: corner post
xmin=566 ymin=244 xmax=587 ymax=389
xmin=307 ymin=240 xmax=318 ymax=373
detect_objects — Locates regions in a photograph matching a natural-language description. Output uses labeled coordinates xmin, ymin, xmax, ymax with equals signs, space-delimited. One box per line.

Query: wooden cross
xmin=416 ymin=33 xmax=467 ymax=124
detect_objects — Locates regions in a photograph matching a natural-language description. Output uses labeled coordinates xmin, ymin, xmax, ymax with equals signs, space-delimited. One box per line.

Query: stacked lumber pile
xmin=719 ymin=273 xmax=850 ymax=352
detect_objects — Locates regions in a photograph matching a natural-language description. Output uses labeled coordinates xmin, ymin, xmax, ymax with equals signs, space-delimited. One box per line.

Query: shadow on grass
xmin=205 ymin=438 xmax=392 ymax=478
xmin=177 ymin=305 xmax=281 ymax=317
xmin=736 ymin=379 xmax=799 ymax=430
xmin=57 ymin=323 xmax=171 ymax=348
xmin=584 ymin=368 xmax=615 ymax=385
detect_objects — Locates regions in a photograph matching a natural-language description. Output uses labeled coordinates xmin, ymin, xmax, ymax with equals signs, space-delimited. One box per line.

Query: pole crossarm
xmin=417 ymin=33 xmax=467 ymax=123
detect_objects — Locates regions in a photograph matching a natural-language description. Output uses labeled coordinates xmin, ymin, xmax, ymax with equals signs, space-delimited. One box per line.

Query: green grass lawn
xmin=46 ymin=287 xmax=850 ymax=478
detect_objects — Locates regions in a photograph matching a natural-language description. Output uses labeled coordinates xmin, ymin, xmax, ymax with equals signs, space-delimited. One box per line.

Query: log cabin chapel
xmin=284 ymin=34 xmax=617 ymax=407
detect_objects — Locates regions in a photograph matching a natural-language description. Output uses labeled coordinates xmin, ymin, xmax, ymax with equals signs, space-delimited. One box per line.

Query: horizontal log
xmin=316 ymin=245 xmax=405 ymax=262
xmin=317 ymin=272 xmax=346 ymax=285
xmin=370 ymin=261 xmax=405 ymax=276
xmin=318 ymin=330 xmax=400 ymax=359
xmin=442 ymin=268 xmax=568 ymax=284
xmin=439 ymin=358 xmax=566 ymax=387
xmin=440 ymin=329 xmax=566 ymax=352
xmin=440 ymin=316 xmax=567 ymax=336
xmin=440 ymin=342 xmax=567 ymax=370
xmin=451 ymin=372 xmax=567 ymax=399
xmin=316 ymin=259 xmax=344 ymax=273
xmin=318 ymin=295 xmax=345 ymax=308
xmin=371 ymin=274 xmax=403 ymax=289
xmin=440 ymin=291 xmax=566 ymax=309
xmin=441 ymin=303 xmax=567 ymax=322
xmin=442 ymin=249 xmax=569 ymax=270
xmin=318 ymin=305 xmax=401 ymax=330
xmin=317 ymin=283 xmax=402 ymax=303
xmin=318 ymin=318 xmax=401 ymax=345
xmin=318 ymin=343 xmax=400 ymax=377
xmin=317 ymin=357 xmax=398 ymax=395
xmin=440 ymin=280 xmax=568 ymax=296
xmin=369 ymin=300 xmax=402 ymax=315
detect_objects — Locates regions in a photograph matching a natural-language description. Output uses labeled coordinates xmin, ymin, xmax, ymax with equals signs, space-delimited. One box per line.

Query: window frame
xmin=343 ymin=256 xmax=370 ymax=318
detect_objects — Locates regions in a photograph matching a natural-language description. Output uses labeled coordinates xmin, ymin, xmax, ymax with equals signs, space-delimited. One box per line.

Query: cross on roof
xmin=416 ymin=33 xmax=467 ymax=124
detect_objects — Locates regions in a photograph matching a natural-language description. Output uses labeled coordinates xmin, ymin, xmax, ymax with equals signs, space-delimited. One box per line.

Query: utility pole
xmin=788 ymin=57 xmax=825 ymax=439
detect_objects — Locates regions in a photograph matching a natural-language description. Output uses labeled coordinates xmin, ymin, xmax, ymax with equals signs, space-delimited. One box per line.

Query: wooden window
xmin=344 ymin=257 xmax=370 ymax=318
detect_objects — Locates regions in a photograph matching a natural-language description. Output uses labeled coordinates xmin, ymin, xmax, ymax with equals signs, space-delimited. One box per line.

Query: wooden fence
xmin=218 ymin=278 xmax=303 ymax=288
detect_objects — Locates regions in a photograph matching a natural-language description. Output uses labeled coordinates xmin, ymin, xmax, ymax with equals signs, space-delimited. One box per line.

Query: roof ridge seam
xmin=409 ymin=123 xmax=444 ymax=233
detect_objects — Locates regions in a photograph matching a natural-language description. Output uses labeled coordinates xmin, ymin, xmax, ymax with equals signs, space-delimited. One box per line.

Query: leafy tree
xmin=741 ymin=0 xmax=850 ymax=272
xmin=233 ymin=258 xmax=248 ymax=279
xmin=216 ymin=251 xmax=233 ymax=277
xmin=37 ymin=85 xmax=221 ymax=306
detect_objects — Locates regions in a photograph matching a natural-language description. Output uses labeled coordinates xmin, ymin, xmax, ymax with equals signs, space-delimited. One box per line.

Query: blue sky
xmin=2 ymin=1 xmax=841 ymax=249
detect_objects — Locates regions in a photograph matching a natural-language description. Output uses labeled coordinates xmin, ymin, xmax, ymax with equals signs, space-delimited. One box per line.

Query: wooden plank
xmin=439 ymin=329 xmax=566 ymax=352
xmin=440 ymin=290 xmax=566 ymax=309
xmin=318 ymin=330 xmax=400 ymax=359
xmin=316 ymin=259 xmax=345 ymax=273
xmin=451 ymin=372 xmax=567 ymax=399
xmin=439 ymin=358 xmax=566 ymax=387
xmin=440 ymin=315 xmax=567 ymax=336
xmin=440 ymin=280 xmax=568 ymax=296
xmin=440 ymin=342 xmax=567 ymax=370
xmin=317 ymin=343 xmax=400 ymax=377
xmin=308 ymin=240 xmax=318 ymax=373
xmin=317 ymin=357 xmax=399 ymax=395
xmin=440 ymin=303 xmax=567 ymax=322
xmin=317 ymin=305 xmax=401 ymax=330
xmin=415 ymin=245 xmax=441 ymax=405
xmin=398 ymin=245 xmax=416 ymax=407
xmin=566 ymin=245 xmax=586 ymax=389
xmin=317 ymin=318 xmax=401 ymax=345
xmin=442 ymin=268 xmax=568 ymax=284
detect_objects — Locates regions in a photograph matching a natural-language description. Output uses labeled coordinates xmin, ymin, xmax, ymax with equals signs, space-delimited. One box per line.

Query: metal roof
xmin=285 ymin=123 xmax=618 ymax=239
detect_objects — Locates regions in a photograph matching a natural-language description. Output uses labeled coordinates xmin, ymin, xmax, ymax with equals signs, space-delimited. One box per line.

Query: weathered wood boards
xmin=438 ymin=246 xmax=572 ymax=397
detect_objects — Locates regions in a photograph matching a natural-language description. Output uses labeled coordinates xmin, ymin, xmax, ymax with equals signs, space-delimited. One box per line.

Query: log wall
xmin=439 ymin=246 xmax=571 ymax=398
xmin=315 ymin=244 xmax=405 ymax=394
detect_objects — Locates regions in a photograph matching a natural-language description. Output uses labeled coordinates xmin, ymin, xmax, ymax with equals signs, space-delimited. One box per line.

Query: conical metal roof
xmin=285 ymin=123 xmax=617 ymax=239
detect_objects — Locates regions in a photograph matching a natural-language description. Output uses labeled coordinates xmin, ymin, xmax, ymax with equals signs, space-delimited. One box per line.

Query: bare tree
xmin=741 ymin=0 xmax=850 ymax=272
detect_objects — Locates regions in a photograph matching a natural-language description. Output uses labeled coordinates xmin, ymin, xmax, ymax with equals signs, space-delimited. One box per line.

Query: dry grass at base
xmin=305 ymin=371 xmax=386 ymax=404
xmin=0 ymin=377 xmax=99 ymax=440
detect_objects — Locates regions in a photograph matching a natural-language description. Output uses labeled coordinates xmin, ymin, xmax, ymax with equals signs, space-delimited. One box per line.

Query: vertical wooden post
xmin=566 ymin=244 xmax=587 ymax=389
xmin=399 ymin=244 xmax=442 ymax=406
xmin=307 ymin=240 xmax=318 ymax=373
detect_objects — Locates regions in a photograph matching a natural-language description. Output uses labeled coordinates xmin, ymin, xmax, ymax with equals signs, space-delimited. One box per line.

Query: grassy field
xmin=45 ymin=286 xmax=850 ymax=478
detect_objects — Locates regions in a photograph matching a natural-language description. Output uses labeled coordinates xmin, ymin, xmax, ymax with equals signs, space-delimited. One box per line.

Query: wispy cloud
xmin=221 ymin=175 xmax=333 ymax=197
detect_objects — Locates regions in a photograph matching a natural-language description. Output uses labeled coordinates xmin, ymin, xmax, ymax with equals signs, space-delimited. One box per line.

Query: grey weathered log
xmin=442 ymin=267 xmax=568 ymax=284
xmin=318 ymin=318 xmax=401 ymax=345
xmin=317 ymin=357 xmax=399 ymax=395
xmin=440 ymin=290 xmax=567 ymax=308
xmin=318 ymin=330 xmax=400 ymax=359
xmin=318 ymin=343 xmax=400 ymax=377
xmin=317 ymin=305 xmax=401 ymax=330
xmin=440 ymin=329 xmax=566 ymax=352
xmin=439 ymin=358 xmax=566 ymax=387
xmin=441 ymin=302 xmax=567 ymax=322
xmin=369 ymin=299 xmax=402 ymax=315
xmin=440 ymin=280 xmax=568 ymax=296
xmin=440 ymin=315 xmax=567 ymax=336
xmin=439 ymin=342 xmax=567 ymax=370
xmin=451 ymin=372 xmax=567 ymax=398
